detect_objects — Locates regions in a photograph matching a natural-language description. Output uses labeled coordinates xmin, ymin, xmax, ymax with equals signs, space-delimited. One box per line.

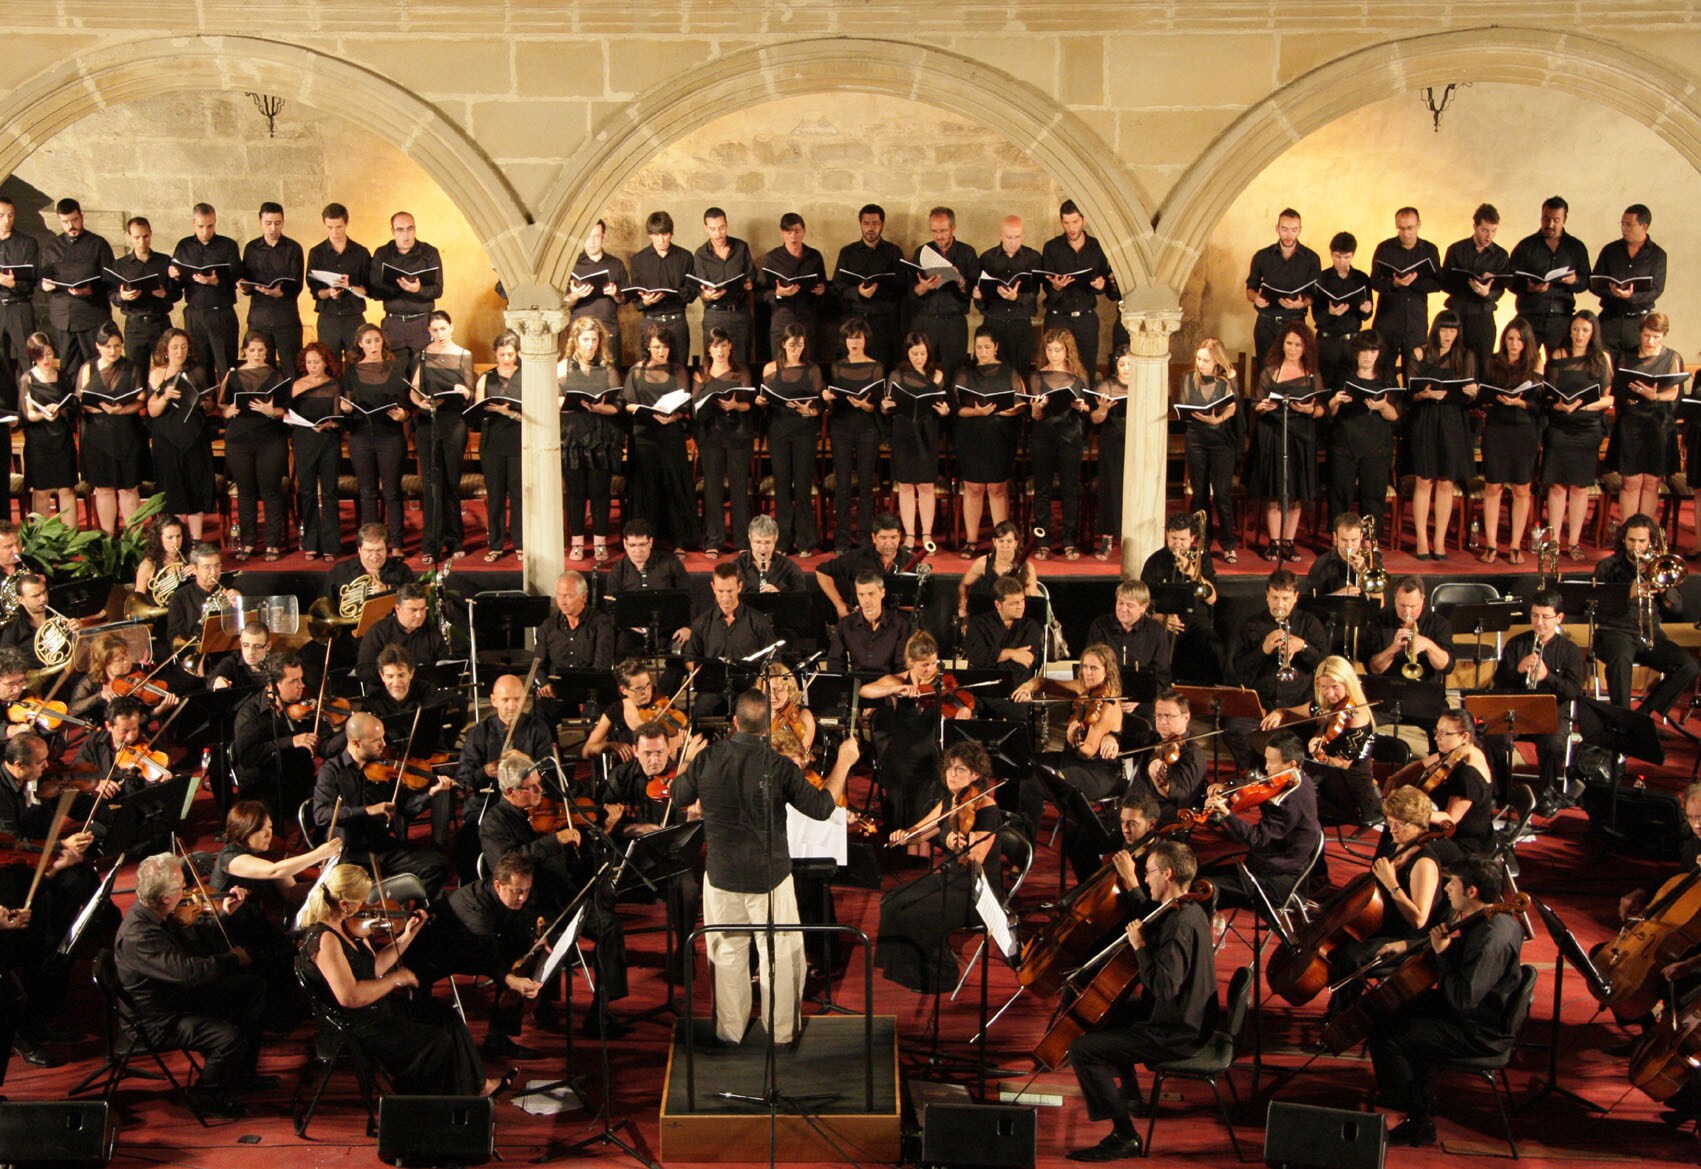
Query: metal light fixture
xmin=244 ymin=92 xmax=286 ymax=138
xmin=1418 ymin=83 xmax=1468 ymax=133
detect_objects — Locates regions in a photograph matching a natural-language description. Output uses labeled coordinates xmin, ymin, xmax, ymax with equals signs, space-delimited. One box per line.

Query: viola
xmin=1590 ymin=867 xmax=1701 ymax=1022
xmin=530 ymin=793 xmax=599 ymax=835
xmin=1265 ymin=821 xmax=1455 ymax=1006
xmin=115 ymin=744 xmax=172 ymax=785
xmin=286 ymin=696 xmax=353 ymax=727
xmin=776 ymin=699 xmax=811 ymax=751
xmin=1310 ymin=700 xmax=1356 ymax=762
xmin=496 ymin=915 xmax=552 ymax=1015
xmin=1321 ymin=895 xmax=1531 ymax=1054
xmin=635 ymin=698 xmax=688 ymax=731
xmin=1178 ymin=766 xmax=1302 ymax=830
xmin=913 ymin=672 xmax=975 ymax=719
xmin=6 ymin=696 xmax=86 ymax=732
xmin=1067 ymin=696 xmax=1108 ymax=751
xmin=346 ymin=898 xmax=416 ymax=942
xmin=645 ymin=766 xmax=679 ymax=803
xmin=1019 ymin=825 xmax=1187 ymax=998
xmin=362 ymin=751 xmax=452 ymax=792
xmin=1033 ymin=881 xmax=1214 ymax=1070
xmin=111 ymin=672 xmax=173 ymax=706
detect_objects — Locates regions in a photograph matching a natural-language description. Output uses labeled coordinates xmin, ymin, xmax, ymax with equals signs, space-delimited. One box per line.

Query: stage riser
xmin=658 ymin=1114 xmax=900 ymax=1164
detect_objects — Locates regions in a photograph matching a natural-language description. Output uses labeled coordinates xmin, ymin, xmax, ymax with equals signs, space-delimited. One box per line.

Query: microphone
xmin=742 ymin=639 xmax=787 ymax=663
xmin=795 ymin=649 xmax=826 ymax=672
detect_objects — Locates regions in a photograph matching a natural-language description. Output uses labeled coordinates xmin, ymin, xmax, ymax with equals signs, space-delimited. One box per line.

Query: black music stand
xmin=610 ymin=590 xmax=693 ymax=659
xmin=617 ymin=821 xmax=703 ymax=1018
xmin=468 ymin=591 xmax=551 ymax=714
xmin=51 ymin=577 xmax=114 ymax=620
xmin=1036 ymin=765 xmax=1120 ymax=898
xmin=687 ymin=657 xmax=764 ymax=720
xmin=738 ymin=590 xmax=816 ymax=647
xmin=1518 ymin=897 xmax=1609 ymax=1114
xmin=1118 ymin=668 xmax=1161 ymax=705
xmin=542 ymin=668 xmax=616 ymax=729
xmin=945 ymin=718 xmax=1032 ymax=817
xmin=1573 ymin=697 xmax=1664 ymax=854
xmin=799 ymin=671 xmax=863 ymax=723
xmin=170 ymin=685 xmax=258 ymax=817
xmin=1300 ymin=593 xmax=1376 ymax=660
xmin=1174 ymin=685 xmax=1265 ymax=781
xmin=1557 ymin=580 xmax=1631 ymax=700
xmin=1437 ymin=600 xmax=1526 ymax=688
xmin=103 ymin=774 xmax=198 ymax=857
xmin=1359 ymin=675 xmax=1447 ymax=742
xmin=1147 ymin=584 xmax=1199 ymax=626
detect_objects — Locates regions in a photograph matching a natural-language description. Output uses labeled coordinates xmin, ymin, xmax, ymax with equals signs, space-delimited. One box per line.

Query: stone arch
xmin=0 ymin=35 xmax=534 ymax=286
xmin=1154 ymin=27 xmax=1701 ymax=291
xmin=533 ymin=38 xmax=1157 ymax=292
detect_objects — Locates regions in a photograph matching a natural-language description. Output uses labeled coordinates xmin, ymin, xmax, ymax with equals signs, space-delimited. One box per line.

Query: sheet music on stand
xmin=537 ymin=904 xmax=589 ymax=986
xmin=294 ymin=860 xmax=335 ymax=932
xmin=974 ymin=869 xmax=1017 ymax=962
xmin=787 ymin=805 xmax=848 ymax=867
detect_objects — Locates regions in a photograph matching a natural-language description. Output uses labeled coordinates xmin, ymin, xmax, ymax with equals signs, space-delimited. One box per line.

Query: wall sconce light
xmin=1418 ymin=84 xmax=1468 ymax=133
xmin=244 ymin=92 xmax=286 ymax=138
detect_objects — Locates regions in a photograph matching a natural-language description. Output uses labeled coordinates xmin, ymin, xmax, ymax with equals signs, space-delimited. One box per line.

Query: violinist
xmin=296 ymin=863 xmax=503 ymax=1098
xmin=602 ymin=722 xmax=709 ymax=981
xmin=1224 ymin=570 xmax=1325 ymax=770
xmin=113 ymin=853 xmax=263 ymax=1119
xmin=733 ymin=515 xmax=807 ymax=593
xmin=207 ymin=618 xmax=270 ymax=691
xmin=762 ymin=662 xmax=816 ymax=760
xmin=1366 ymin=855 xmax=1524 ymax=1147
xmin=1128 ymin=690 xmax=1206 ymax=820
xmin=876 ymin=741 xmax=1002 ymax=994
xmin=1200 ymin=732 xmax=1322 ymax=915
xmin=965 ymin=574 xmax=1045 ymax=720
xmin=1410 ymin=709 xmax=1496 ymax=855
xmin=1065 ymin=840 xmax=1216 ymax=1163
xmin=232 ymin=651 xmax=321 ymax=818
xmin=74 ymin=695 xmax=160 ymax=801
xmin=1260 ymin=655 xmax=1379 ymax=827
xmin=355 ymin=584 xmax=445 ymax=689
xmin=1013 ymin=643 xmax=1125 ymax=880
xmin=584 ymin=658 xmax=682 ymax=761
xmin=1084 ymin=579 xmax=1174 ymax=691
xmin=485 ymin=751 xmax=631 ymax=1038
xmin=1327 ymin=786 xmax=1462 ymax=984
xmin=532 ymin=571 xmax=615 ymax=708
xmin=1364 ymin=577 xmax=1456 ymax=686
xmin=826 ymin=570 xmax=911 ymax=675
xmin=318 ymin=643 xmax=425 ymax=762
xmin=69 ymin=632 xmax=179 ymax=726
xmin=456 ymin=675 xmax=555 ymax=859
xmin=1486 ymin=590 xmax=1585 ymax=813
xmin=311 ymin=711 xmax=452 ymax=898
xmin=860 ymin=632 xmax=967 ymax=839
xmin=0 ymin=649 xmax=38 ymax=741
xmin=680 ymin=565 xmax=777 ymax=716
xmin=1140 ymin=513 xmax=1224 ymax=685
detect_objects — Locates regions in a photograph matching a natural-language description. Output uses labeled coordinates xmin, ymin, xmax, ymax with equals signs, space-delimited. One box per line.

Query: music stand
xmin=963 ymin=594 xmax=1052 ymax=626
xmin=738 ymin=590 xmax=815 ymax=646
xmin=542 ymin=668 xmax=616 ymax=727
xmin=1174 ymin=685 xmax=1265 ymax=781
xmin=1574 ymin=697 xmax=1663 ymax=852
xmin=945 ymin=718 xmax=1032 ymax=815
xmin=1518 ymin=897 xmax=1608 ymax=1114
xmin=799 ymin=671 xmax=864 ymax=725
xmin=1148 ymin=584 xmax=1198 ymax=625
xmin=1557 ymin=580 xmax=1630 ymax=700
xmin=102 ymin=774 xmax=198 ymax=857
xmin=191 ymin=613 xmax=238 ymax=663
xmin=1300 ymin=593 xmax=1375 ymax=660
xmin=171 ymin=685 xmax=257 ymax=817
xmin=1463 ymin=693 xmax=1558 ymax=803
xmin=610 ymin=590 xmax=693 ymax=659
xmin=1359 ymin=675 xmax=1447 ymax=743
xmin=1118 ymin=668 xmax=1161 ymax=704
xmin=50 ymin=576 xmax=113 ymax=620
xmin=687 ymin=657 xmax=763 ymax=718
xmin=1437 ymin=600 xmax=1525 ymax=688
xmin=467 ymin=591 xmax=551 ymax=716
xmin=1036 ymin=764 xmax=1120 ymax=897
xmin=618 ymin=820 xmax=702 ymax=1018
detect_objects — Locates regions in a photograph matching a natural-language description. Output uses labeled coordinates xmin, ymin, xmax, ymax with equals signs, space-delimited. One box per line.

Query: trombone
xmin=1635 ymin=535 xmax=1688 ymax=647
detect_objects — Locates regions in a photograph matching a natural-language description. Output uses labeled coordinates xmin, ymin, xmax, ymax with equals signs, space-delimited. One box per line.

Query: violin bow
xmin=501 ymin=657 xmax=544 ymax=757
xmin=22 ymin=790 xmax=76 ymax=913
xmin=310 ymin=640 xmax=334 ymax=739
xmin=888 ymin=779 xmax=1006 ymax=847
xmin=389 ymin=707 xmax=425 ymax=807
xmin=172 ymin=833 xmax=235 ymax=951
xmin=79 ymin=746 xmax=128 ymax=834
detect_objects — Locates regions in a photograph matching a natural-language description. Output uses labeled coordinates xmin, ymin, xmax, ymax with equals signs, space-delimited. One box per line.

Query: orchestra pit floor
xmin=12 ymin=749 xmax=1701 ymax=1169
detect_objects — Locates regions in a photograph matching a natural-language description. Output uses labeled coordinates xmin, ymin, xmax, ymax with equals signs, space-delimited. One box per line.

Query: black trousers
xmin=983 ymin=316 xmax=1034 ymax=373
xmin=698 ymin=433 xmax=752 ymax=550
xmin=121 ymin=313 xmax=169 ymax=371
xmin=484 ymin=451 xmax=522 ymax=550
xmin=144 ymin=971 xmax=268 ymax=1091
xmin=316 ymin=314 xmax=363 ymax=363
xmin=1031 ymin=425 xmax=1083 ymax=547
xmin=1046 ymin=310 xmax=1100 ymax=374
xmin=1328 ymin=442 xmax=1391 ymax=536
xmin=417 ymin=417 xmax=468 ymax=555
xmin=1483 ymin=729 xmax=1569 ymax=801
xmin=293 ymin=432 xmax=342 ymax=556
xmin=185 ymin=304 xmax=238 ymax=380
xmin=1524 ymin=309 xmax=1571 ymax=359
xmin=1369 ymin=991 xmax=1510 ymax=1123
xmin=862 ymin=310 xmax=903 ymax=369
xmin=1185 ymin=430 xmax=1239 ymax=550
xmin=1098 ymin=426 xmax=1125 ymax=541
xmin=1455 ymin=303 xmax=1498 ymax=377
xmin=703 ymin=309 xmax=752 ymax=364
xmin=1598 ymin=315 xmax=1646 ymax=363
xmin=915 ymin=315 xmax=968 ymax=381
xmin=0 ymin=302 xmax=34 ymax=390
xmin=348 ymin=427 xmax=406 ymax=549
xmin=769 ymin=420 xmax=818 ymax=552
xmin=1317 ymin=331 xmax=1355 ymax=390
xmin=52 ymin=323 xmax=103 ymax=389
xmin=252 ymin=318 xmax=302 ymax=378
xmin=829 ymin=417 xmax=880 ymax=549
xmin=1598 ymin=628 xmax=1699 ymax=717
xmin=564 ymin=460 xmax=612 ymax=538
xmin=225 ymin=436 xmax=288 ymax=548
xmin=382 ymin=315 xmax=429 ymax=374
xmin=1070 ymin=1011 xmax=1200 ymax=1133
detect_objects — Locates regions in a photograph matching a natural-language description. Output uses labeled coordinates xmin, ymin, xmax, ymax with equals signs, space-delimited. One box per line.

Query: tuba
xmin=33 ymin=607 xmax=75 ymax=671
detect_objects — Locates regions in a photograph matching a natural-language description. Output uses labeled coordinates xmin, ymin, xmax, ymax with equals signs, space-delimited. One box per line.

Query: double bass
xmin=1265 ymin=822 xmax=1455 ymax=1006
xmin=1033 ymin=881 xmax=1213 ymax=1070
xmin=1589 ymin=867 xmax=1701 ymax=1021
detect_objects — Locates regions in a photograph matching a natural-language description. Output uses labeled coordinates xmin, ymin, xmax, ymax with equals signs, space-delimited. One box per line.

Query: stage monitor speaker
xmin=1264 ymin=1101 xmax=1386 ymax=1169
xmin=377 ymin=1095 xmax=494 ymax=1168
xmin=0 ymin=1101 xmax=115 ymax=1167
xmin=920 ymin=1102 xmax=1036 ymax=1169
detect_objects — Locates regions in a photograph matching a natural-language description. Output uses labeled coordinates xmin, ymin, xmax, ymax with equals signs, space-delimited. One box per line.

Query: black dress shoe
xmin=533 ymin=1004 xmax=566 ymax=1033
xmin=1604 ymin=1036 xmax=1640 ymax=1057
xmin=582 ymin=1011 xmax=632 ymax=1039
xmin=1067 ymin=1131 xmax=1144 ymax=1161
xmin=13 ymin=1038 xmax=58 ymax=1068
xmin=1387 ymin=1117 xmax=1436 ymax=1147
xmin=188 ymin=1089 xmax=248 ymax=1119
xmin=483 ymin=1036 xmax=547 ymax=1061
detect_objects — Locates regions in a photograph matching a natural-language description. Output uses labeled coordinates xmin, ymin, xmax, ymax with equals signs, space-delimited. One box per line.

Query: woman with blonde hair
xmin=761 ymin=661 xmax=816 ymax=760
xmin=297 ymin=864 xmax=506 ymax=1097
xmin=1261 ymin=653 xmax=1378 ymax=826
xmin=1013 ymin=642 xmax=1125 ymax=878
xmin=557 ymin=315 xmax=623 ymax=562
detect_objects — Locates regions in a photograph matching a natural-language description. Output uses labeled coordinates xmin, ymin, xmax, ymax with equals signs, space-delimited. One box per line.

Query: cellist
xmin=1065 ymin=839 xmax=1216 ymax=1163
xmin=1328 ymin=786 xmax=1462 ymax=984
xmin=1366 ymin=854 xmax=1524 ymax=1148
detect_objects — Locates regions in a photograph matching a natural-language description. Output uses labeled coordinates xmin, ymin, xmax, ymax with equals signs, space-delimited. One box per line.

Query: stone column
xmin=503 ymin=285 xmax=568 ymax=593
xmin=1117 ymin=292 xmax=1183 ymax=576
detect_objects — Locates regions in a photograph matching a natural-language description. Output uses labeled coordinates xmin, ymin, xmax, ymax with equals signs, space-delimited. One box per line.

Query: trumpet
xmin=1274 ymin=619 xmax=1297 ymax=684
xmin=1399 ymin=618 xmax=1424 ymax=680
xmin=1526 ymin=630 xmax=1548 ymax=690
xmin=1531 ymin=526 xmax=1560 ymax=590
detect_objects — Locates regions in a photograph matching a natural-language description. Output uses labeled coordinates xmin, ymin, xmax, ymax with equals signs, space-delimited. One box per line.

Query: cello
xmin=1033 ymin=881 xmax=1213 ymax=1070
xmin=1320 ymin=894 xmax=1530 ymax=1054
xmin=1589 ymin=866 xmax=1701 ymax=1021
xmin=1265 ymin=822 xmax=1455 ymax=1006
xmin=1628 ymin=988 xmax=1701 ymax=1102
xmin=1019 ymin=824 xmax=1186 ymax=999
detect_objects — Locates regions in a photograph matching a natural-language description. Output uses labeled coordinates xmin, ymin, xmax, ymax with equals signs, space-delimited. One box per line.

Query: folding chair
xmin=70 ymin=949 xmax=209 ymax=1127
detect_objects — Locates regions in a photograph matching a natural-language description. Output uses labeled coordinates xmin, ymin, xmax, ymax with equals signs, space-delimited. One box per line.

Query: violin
xmin=1321 ymin=895 xmax=1530 ymax=1054
xmin=115 ymin=744 xmax=172 ymax=785
xmin=1309 ymin=700 xmax=1356 ymax=762
xmin=170 ymin=886 xmax=221 ymax=928
xmin=635 ymin=698 xmax=687 ymax=731
xmin=776 ymin=698 xmax=811 ymax=752
xmin=913 ymin=672 xmax=975 ymax=719
xmin=112 ymin=672 xmax=173 ymax=706
xmin=1067 ymin=696 xmax=1107 ymax=750
xmin=6 ymin=696 xmax=86 ymax=732
xmin=1589 ymin=866 xmax=1701 ymax=1022
xmin=1034 ymin=882 xmax=1214 ymax=1070
xmin=362 ymin=751 xmax=451 ymax=792
xmin=645 ymin=766 xmax=679 ymax=803
xmin=530 ymin=793 xmax=599 ymax=835
xmin=1382 ymin=742 xmax=1470 ymax=796
xmin=345 ymin=898 xmax=416 ymax=942
xmin=286 ymin=696 xmax=353 ymax=727
xmin=806 ymin=767 xmax=878 ymax=837
xmin=1179 ymin=766 xmax=1302 ymax=830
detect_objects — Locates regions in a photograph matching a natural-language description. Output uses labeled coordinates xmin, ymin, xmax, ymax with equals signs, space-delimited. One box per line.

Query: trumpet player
xmin=1365 ymin=577 xmax=1456 ymax=685
xmin=1224 ymin=570 xmax=1325 ymax=770
xmin=1593 ymin=514 xmax=1697 ymax=721
xmin=1305 ymin=513 xmax=1374 ymax=600
xmin=1487 ymin=591 xmax=1585 ymax=809
xmin=1139 ymin=513 xmax=1224 ymax=684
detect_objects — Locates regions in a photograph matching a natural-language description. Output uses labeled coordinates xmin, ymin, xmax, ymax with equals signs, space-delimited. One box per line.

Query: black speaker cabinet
xmin=377 ymin=1095 xmax=494 ymax=1168
xmin=1264 ymin=1101 xmax=1386 ymax=1169
xmin=920 ymin=1102 xmax=1036 ymax=1169
xmin=0 ymin=1101 xmax=115 ymax=1167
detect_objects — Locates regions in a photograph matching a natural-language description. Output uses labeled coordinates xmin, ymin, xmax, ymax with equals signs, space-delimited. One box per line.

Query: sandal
xmin=1568 ymin=545 xmax=1587 ymax=562
xmin=303 ymin=550 xmax=318 ymax=562
xmin=450 ymin=549 xmax=467 ymax=561
xmin=1094 ymin=536 xmax=1113 ymax=561
xmin=569 ymin=543 xmax=586 ymax=561
xmin=421 ymin=553 xmax=435 ymax=566
xmin=1063 ymin=545 xmax=1081 ymax=561
xmin=1223 ymin=549 xmax=1238 ymax=564
xmin=1507 ymin=548 xmax=1524 ymax=565
xmin=1479 ymin=547 xmax=1499 ymax=565
xmin=483 ymin=549 xmax=503 ymax=564
xmin=593 ymin=543 xmax=609 ymax=563
xmin=263 ymin=549 xmax=280 ymax=562
xmin=1032 ymin=546 xmax=1051 ymax=561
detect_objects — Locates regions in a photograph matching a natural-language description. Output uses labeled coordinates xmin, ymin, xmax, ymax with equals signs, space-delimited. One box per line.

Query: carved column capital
xmin=1119 ymin=306 xmax=1183 ymax=360
xmin=504 ymin=306 xmax=569 ymax=356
